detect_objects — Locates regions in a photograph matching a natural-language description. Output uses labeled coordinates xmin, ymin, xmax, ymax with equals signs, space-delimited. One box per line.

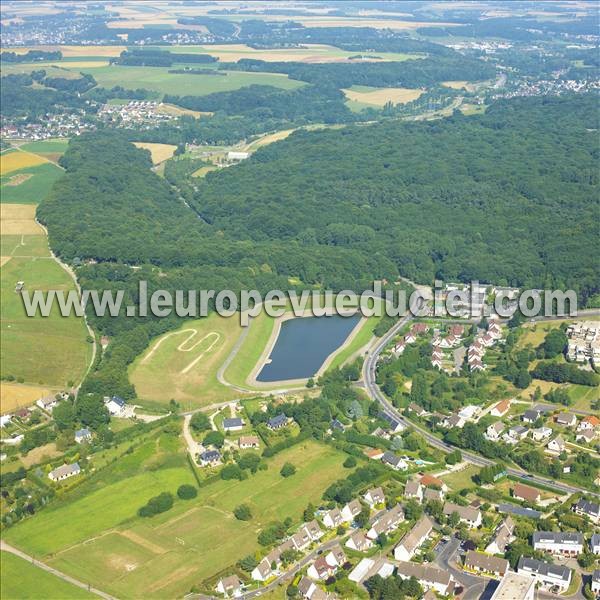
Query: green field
xmin=20 ymin=139 xmax=70 ymax=155
xmin=5 ymin=438 xmax=347 ymax=599
xmin=129 ymin=312 xmax=245 ymax=408
xmin=440 ymin=465 xmax=480 ymax=490
xmin=76 ymin=65 xmax=304 ymax=97
xmin=0 ymin=162 xmax=63 ymax=204
xmin=0 ymin=552 xmax=95 ymax=600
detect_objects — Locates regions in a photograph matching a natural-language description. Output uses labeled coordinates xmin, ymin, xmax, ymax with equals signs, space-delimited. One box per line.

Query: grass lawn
xmin=0 ymin=552 xmax=95 ymax=599
xmin=75 ymin=65 xmax=304 ymax=97
xmin=6 ymin=440 xmax=347 ymax=599
xmin=568 ymin=384 xmax=599 ymax=411
xmin=440 ymin=465 xmax=480 ymax=490
xmin=0 ymin=162 xmax=63 ymax=204
xmin=129 ymin=313 xmax=244 ymax=409
xmin=0 ymin=149 xmax=47 ymax=175
xmin=20 ymin=139 xmax=70 ymax=156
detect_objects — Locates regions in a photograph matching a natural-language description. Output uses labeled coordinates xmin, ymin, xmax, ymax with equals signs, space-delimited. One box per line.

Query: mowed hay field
xmin=129 ymin=313 xmax=245 ymax=407
xmin=133 ymin=142 xmax=177 ymax=165
xmin=1 ymin=552 xmax=95 ymax=600
xmin=0 ymin=382 xmax=53 ymax=415
xmin=343 ymin=85 xmax=424 ymax=109
xmin=0 ymin=204 xmax=91 ymax=388
xmin=77 ymin=65 xmax=304 ymax=97
xmin=5 ymin=439 xmax=347 ymax=599
xmin=0 ymin=150 xmax=47 ymax=175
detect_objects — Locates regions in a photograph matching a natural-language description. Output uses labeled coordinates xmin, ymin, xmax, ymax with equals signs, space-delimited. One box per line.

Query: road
xmin=0 ymin=540 xmax=115 ymax=600
xmin=360 ymin=315 xmax=599 ymax=498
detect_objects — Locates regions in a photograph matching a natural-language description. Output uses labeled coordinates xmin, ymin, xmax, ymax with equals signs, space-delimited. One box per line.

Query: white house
xmin=486 ymin=421 xmax=504 ymax=441
xmin=307 ymin=544 xmax=346 ymax=580
xmin=216 ymin=575 xmax=242 ymax=598
xmin=517 ymin=557 xmax=572 ymax=592
xmin=363 ymin=487 xmax=385 ymax=508
xmin=531 ymin=427 xmax=552 ymax=442
xmin=577 ymin=415 xmax=600 ymax=432
xmin=573 ymin=499 xmax=600 ymax=524
xmin=591 ymin=534 xmax=600 ymax=554
xmin=555 ymin=413 xmax=577 ymax=428
xmin=104 ymin=395 xmax=126 ymax=416
xmin=443 ymin=502 xmax=482 ymax=528
xmin=458 ymin=405 xmax=480 ymax=421
xmin=367 ymin=504 xmax=404 ymax=540
xmin=74 ymin=428 xmax=92 ymax=444
xmin=341 ymin=499 xmax=362 ymax=523
xmin=490 ymin=399 xmax=511 ymax=417
xmin=591 ymin=571 xmax=600 ymax=597
xmin=322 ymin=507 xmax=344 ymax=529
xmin=547 ymin=436 xmax=566 ymax=454
xmin=394 ymin=515 xmax=434 ymax=562
xmin=532 ymin=531 xmax=583 ymax=556
xmin=223 ymin=417 xmax=244 ymax=432
xmin=576 ymin=429 xmax=595 ymax=444
xmin=395 ymin=561 xmax=454 ymax=596
xmin=36 ymin=395 xmax=58 ymax=412
xmin=381 ymin=451 xmax=408 ymax=471
xmin=404 ymin=479 xmax=424 ymax=502
xmin=345 ymin=530 xmax=374 ymax=552
xmin=48 ymin=462 xmax=80 ymax=482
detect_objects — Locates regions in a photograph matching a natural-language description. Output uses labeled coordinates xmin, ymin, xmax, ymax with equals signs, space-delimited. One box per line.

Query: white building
xmin=348 ymin=557 xmax=395 ymax=584
xmin=490 ymin=571 xmax=535 ymax=600
xmin=394 ymin=515 xmax=434 ymax=562
xmin=517 ymin=557 xmax=572 ymax=592
xmin=532 ymin=531 xmax=583 ymax=556
xmin=48 ymin=462 xmax=80 ymax=482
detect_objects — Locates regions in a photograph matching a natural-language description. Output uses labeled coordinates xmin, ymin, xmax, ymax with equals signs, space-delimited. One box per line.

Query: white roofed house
xmin=48 ymin=462 xmax=81 ymax=482
xmin=341 ymin=499 xmax=362 ymax=523
xmin=547 ymin=436 xmax=566 ymax=454
xmin=394 ymin=515 xmax=434 ymax=562
xmin=348 ymin=557 xmax=395 ymax=584
xmin=363 ymin=487 xmax=385 ymax=508
xmin=36 ymin=395 xmax=58 ymax=412
xmin=226 ymin=151 xmax=249 ymax=162
xmin=215 ymin=574 xmax=242 ymax=598
xmin=345 ymin=530 xmax=374 ymax=552
xmin=367 ymin=504 xmax=404 ymax=540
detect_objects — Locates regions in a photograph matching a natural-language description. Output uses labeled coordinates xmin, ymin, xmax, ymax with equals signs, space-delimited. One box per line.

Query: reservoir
xmin=257 ymin=313 xmax=362 ymax=382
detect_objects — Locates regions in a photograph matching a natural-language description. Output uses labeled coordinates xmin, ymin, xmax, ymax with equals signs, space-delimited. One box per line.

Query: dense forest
xmin=192 ymin=94 xmax=599 ymax=299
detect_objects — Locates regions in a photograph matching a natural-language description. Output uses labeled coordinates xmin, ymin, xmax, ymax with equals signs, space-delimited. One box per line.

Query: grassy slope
xmin=0 ymin=162 xmax=63 ymax=204
xmin=0 ymin=552 xmax=95 ymax=600
xmin=5 ymin=438 xmax=346 ymax=599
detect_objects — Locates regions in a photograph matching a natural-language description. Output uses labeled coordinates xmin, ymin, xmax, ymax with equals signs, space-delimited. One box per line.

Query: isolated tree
xmin=190 ymin=412 xmax=210 ymax=432
xmin=204 ymin=430 xmax=224 ymax=448
xmin=343 ymin=456 xmax=357 ymax=468
xmin=234 ymin=504 xmax=252 ymax=521
xmin=177 ymin=484 xmax=197 ymax=500
xmin=280 ymin=462 xmax=296 ymax=478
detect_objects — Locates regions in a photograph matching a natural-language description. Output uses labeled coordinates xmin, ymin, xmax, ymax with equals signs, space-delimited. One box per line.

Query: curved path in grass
xmin=0 ymin=540 xmax=115 ymax=600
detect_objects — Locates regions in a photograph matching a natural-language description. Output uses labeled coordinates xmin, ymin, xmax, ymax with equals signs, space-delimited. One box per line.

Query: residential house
xmin=0 ymin=415 xmax=13 ymax=428
xmin=297 ymin=577 xmax=327 ymax=600
xmin=251 ymin=556 xmax=277 ymax=582
xmin=504 ymin=425 xmax=528 ymax=444
xmin=199 ymin=450 xmax=221 ymax=466
xmin=305 ymin=520 xmax=324 ymax=541
xmin=486 ymin=421 xmax=504 ymax=442
xmin=439 ymin=334 xmax=458 ymax=349
xmin=591 ymin=534 xmax=600 ymax=554
xmin=363 ymin=487 xmax=385 ymax=508
xmin=431 ymin=356 xmax=442 ymax=369
xmin=345 ymin=530 xmax=373 ymax=552
xmin=48 ymin=462 xmax=80 ymax=482
xmin=104 ymin=395 xmax=126 ymax=416
xmin=491 ymin=399 xmax=511 ymax=417
xmin=547 ymin=436 xmax=566 ymax=454
xmin=531 ymin=427 xmax=552 ymax=442
xmin=404 ymin=480 xmax=424 ymax=502
xmin=424 ymin=487 xmax=444 ymax=502
xmin=15 ymin=408 xmax=31 ymax=421
xmin=341 ymin=499 xmax=362 ymax=523
xmin=576 ymin=429 xmax=595 ymax=444
xmin=394 ymin=515 xmax=434 ymax=561
xmin=513 ymin=483 xmax=541 ymax=504
xmin=522 ymin=409 xmax=542 ymax=424
xmin=393 ymin=340 xmax=406 ymax=355
xmin=469 ymin=358 xmax=485 ymax=372
xmin=464 ymin=551 xmax=509 ymax=578
xmin=573 ymin=499 xmax=600 ymax=524
xmin=443 ymin=502 xmax=482 ymax=528
xmin=381 ymin=451 xmax=408 ymax=471
xmin=485 ymin=516 xmax=515 ymax=555
xmin=322 ymin=508 xmax=344 ymax=529
xmin=36 ymin=395 xmax=58 ymax=412
xmin=448 ymin=324 xmax=465 ymax=337
xmin=532 ymin=531 xmax=584 ymax=556
xmin=216 ymin=575 xmax=242 ymax=598
xmin=74 ymin=428 xmax=92 ymax=444
xmin=442 ymin=414 xmax=465 ymax=429
xmin=267 ymin=413 xmax=289 ymax=430
xmin=480 ymin=333 xmax=495 ymax=347
xmin=348 ymin=557 xmax=395 ymax=584
xmin=555 ymin=413 xmax=577 ymax=428
xmin=578 ymin=415 xmax=600 ymax=432
xmin=407 ymin=403 xmax=427 ymax=417
xmin=490 ymin=571 xmax=535 ymax=600
xmin=379 ymin=412 xmax=404 ymax=433
xmin=420 ymin=473 xmax=448 ymax=492
xmin=497 ymin=503 xmax=541 ymax=520
xmin=412 ymin=323 xmax=429 ymax=335
xmin=329 ymin=419 xmax=345 ymax=433
xmin=517 ymin=557 xmax=572 ymax=592
xmin=458 ymin=405 xmax=480 ymax=421
xmin=223 ymin=417 xmax=244 ymax=432
xmin=307 ymin=544 xmax=346 ymax=581
xmin=238 ymin=436 xmax=260 ymax=449
xmin=367 ymin=504 xmax=404 ymax=540
xmin=591 ymin=570 xmax=600 ymax=597
xmin=364 ymin=448 xmax=385 ymax=460
xmin=291 ymin=525 xmax=314 ymax=551
xmin=395 ymin=561 xmax=454 ymax=596
xmin=404 ymin=332 xmax=417 ymax=344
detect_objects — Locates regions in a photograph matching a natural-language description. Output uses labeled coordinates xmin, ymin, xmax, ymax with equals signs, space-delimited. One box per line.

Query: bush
xmin=343 ymin=456 xmax=357 ymax=468
xmin=221 ymin=464 xmax=246 ymax=480
xmin=138 ymin=492 xmax=173 ymax=517
xmin=280 ymin=462 xmax=296 ymax=477
xmin=177 ymin=484 xmax=197 ymax=500
xmin=234 ymin=503 xmax=252 ymax=521
xmin=204 ymin=430 xmax=225 ymax=448
xmin=190 ymin=412 xmax=211 ymax=432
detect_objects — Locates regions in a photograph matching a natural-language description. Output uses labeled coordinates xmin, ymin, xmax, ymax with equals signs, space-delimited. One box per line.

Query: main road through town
xmin=361 ymin=313 xmax=600 ymax=498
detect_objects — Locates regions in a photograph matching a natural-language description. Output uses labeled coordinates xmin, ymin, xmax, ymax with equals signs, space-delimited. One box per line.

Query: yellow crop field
xmin=0 ymin=382 xmax=53 ymax=414
xmin=11 ymin=45 xmax=126 ymax=58
xmin=133 ymin=143 xmax=177 ymax=165
xmin=344 ymin=87 xmax=424 ymax=106
xmin=0 ymin=151 xmax=47 ymax=176
xmin=157 ymin=103 xmax=209 ymax=118
xmin=0 ymin=204 xmax=44 ymax=235
xmin=245 ymin=129 xmax=295 ymax=151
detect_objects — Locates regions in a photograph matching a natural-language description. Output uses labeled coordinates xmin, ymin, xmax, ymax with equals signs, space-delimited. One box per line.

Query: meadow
xmin=0 ymin=552 xmax=95 ymax=600
xmin=0 ymin=149 xmax=48 ymax=175
xmin=0 ymin=204 xmax=91 ymax=389
xmin=5 ymin=437 xmax=347 ymax=599
xmin=343 ymin=85 xmax=424 ymax=110
xmin=133 ymin=142 xmax=177 ymax=165
xmin=0 ymin=162 xmax=63 ymax=204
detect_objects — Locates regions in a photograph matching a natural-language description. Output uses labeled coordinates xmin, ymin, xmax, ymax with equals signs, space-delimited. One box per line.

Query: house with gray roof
xmin=532 ymin=531 xmax=584 ymax=556
xmin=48 ymin=462 xmax=81 ymax=482
xmin=517 ymin=557 xmax=572 ymax=592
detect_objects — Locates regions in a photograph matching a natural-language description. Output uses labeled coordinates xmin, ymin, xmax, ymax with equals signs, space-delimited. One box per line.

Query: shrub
xmin=280 ymin=462 xmax=296 ymax=477
xmin=343 ymin=456 xmax=357 ymax=468
xmin=234 ymin=504 xmax=252 ymax=521
xmin=177 ymin=484 xmax=197 ymax=500
xmin=138 ymin=492 xmax=173 ymax=517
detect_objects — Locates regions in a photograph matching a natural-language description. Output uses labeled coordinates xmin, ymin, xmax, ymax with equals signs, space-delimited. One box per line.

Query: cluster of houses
xmin=392 ymin=322 xmax=429 ymax=356
xmin=566 ymin=321 xmax=600 ymax=367
xmin=468 ymin=320 xmax=503 ymax=372
xmin=98 ymin=101 xmax=177 ymax=129
xmin=431 ymin=324 xmax=464 ymax=371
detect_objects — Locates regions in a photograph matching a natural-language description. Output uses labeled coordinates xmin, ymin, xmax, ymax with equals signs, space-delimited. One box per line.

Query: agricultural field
xmin=0 ymin=149 xmax=48 ymax=175
xmin=133 ymin=142 xmax=177 ymax=165
xmin=20 ymin=138 xmax=69 ymax=161
xmin=343 ymin=86 xmax=424 ymax=110
xmin=0 ymin=203 xmax=91 ymax=388
xmin=129 ymin=313 xmax=245 ymax=408
xmin=0 ymin=162 xmax=63 ymax=204
xmin=0 ymin=382 xmax=54 ymax=415
xmin=4 ymin=438 xmax=347 ymax=599
xmin=440 ymin=465 xmax=481 ymax=490
xmin=0 ymin=552 xmax=94 ymax=600
xmin=76 ymin=65 xmax=305 ymax=97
